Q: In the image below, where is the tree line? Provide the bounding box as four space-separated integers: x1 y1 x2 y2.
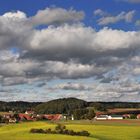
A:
1 98 140 114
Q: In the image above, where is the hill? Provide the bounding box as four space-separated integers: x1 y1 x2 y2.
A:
1 98 140 114
35 98 88 114
35 98 140 114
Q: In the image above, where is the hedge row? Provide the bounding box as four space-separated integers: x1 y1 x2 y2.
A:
30 124 90 137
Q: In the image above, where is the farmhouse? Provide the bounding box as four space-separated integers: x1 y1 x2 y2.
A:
108 115 123 120
95 115 108 120
43 114 64 121
123 114 131 119
95 115 123 120
25 111 35 115
18 113 33 121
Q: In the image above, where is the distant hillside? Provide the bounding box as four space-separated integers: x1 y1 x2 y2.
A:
0 101 41 112
1 98 140 114
88 102 140 111
35 98 140 114
35 98 88 114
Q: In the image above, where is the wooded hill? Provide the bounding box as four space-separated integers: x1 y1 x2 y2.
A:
1 98 140 114
35 98 140 114
35 98 87 114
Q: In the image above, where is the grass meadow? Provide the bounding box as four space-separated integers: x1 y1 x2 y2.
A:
0 120 140 140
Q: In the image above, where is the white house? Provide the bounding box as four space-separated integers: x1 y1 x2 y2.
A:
95 115 123 120
108 115 123 120
95 115 108 120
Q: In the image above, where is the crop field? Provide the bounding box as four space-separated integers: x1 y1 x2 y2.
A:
0 120 140 140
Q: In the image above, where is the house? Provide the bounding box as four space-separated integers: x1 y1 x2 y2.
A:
25 111 35 115
35 114 44 120
95 115 123 120
53 114 63 120
95 112 106 116
43 114 54 120
123 114 131 119
137 114 140 119
95 115 108 120
108 115 123 120
18 113 33 121
0 113 18 123
2 112 13 119
9 118 17 123
43 114 63 121
63 114 74 120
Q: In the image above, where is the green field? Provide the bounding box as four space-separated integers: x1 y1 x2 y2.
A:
0 120 140 140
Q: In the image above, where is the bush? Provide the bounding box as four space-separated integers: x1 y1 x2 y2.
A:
130 114 137 119
46 128 52 133
55 123 66 131
30 124 91 137
79 131 90 136
30 128 46 134
67 130 74 135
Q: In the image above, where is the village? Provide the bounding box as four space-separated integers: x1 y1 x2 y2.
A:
1 110 140 123
0 110 75 123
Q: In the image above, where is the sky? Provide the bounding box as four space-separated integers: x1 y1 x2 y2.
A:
0 0 140 102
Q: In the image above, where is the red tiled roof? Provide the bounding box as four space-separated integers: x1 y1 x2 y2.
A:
96 112 106 116
18 113 33 121
43 114 62 120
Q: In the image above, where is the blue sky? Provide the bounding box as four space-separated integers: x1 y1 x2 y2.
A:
0 0 140 102
0 0 140 30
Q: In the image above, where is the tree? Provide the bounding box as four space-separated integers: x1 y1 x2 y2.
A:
130 114 137 119
87 109 95 120
13 113 20 122
73 109 88 120
0 115 2 123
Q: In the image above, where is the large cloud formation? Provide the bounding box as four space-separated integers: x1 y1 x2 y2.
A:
30 7 85 26
0 7 140 101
